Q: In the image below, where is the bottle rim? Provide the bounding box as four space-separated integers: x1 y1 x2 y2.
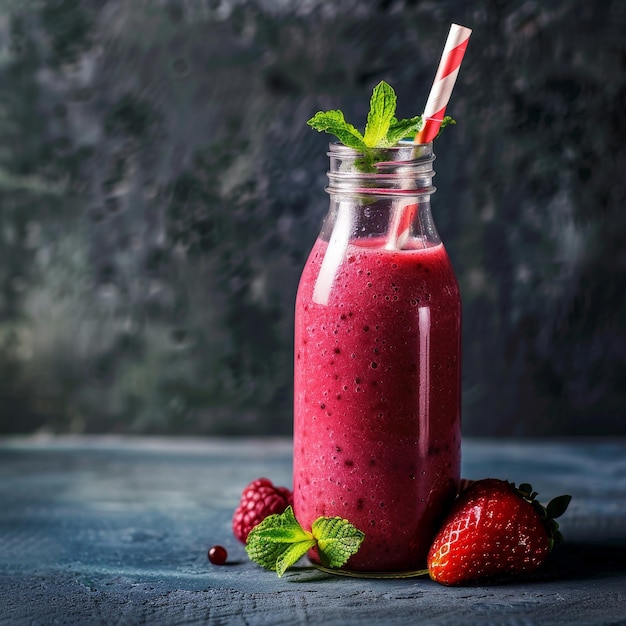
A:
326 141 436 196
327 140 434 160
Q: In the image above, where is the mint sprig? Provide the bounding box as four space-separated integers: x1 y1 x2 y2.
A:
245 506 365 577
307 81 455 149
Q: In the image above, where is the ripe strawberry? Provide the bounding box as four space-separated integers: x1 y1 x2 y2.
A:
427 479 571 585
232 477 293 543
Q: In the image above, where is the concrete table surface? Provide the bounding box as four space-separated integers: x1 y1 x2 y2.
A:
0 436 625 625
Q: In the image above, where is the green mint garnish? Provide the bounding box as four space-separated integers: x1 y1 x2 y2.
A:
307 109 368 151
363 80 397 147
245 506 365 577
311 515 366 569
436 116 457 137
307 80 456 149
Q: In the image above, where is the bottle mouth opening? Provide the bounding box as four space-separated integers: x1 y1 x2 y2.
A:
327 141 435 196
327 140 434 162
327 139 432 152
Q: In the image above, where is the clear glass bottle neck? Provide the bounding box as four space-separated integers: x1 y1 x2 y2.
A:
320 141 439 250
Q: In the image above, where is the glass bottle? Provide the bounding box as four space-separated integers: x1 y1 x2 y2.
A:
293 141 461 574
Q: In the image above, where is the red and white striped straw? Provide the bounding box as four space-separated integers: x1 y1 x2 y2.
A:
388 23 471 249
415 23 472 144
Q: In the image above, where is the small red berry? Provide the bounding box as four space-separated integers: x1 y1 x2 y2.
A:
232 477 293 543
208 545 228 565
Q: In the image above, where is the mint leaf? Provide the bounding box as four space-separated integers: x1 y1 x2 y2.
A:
435 116 456 139
363 81 397 147
245 506 315 575
312 516 365 569
386 115 424 145
307 110 367 150
275 540 316 577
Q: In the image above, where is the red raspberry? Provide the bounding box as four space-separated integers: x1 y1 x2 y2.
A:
232 477 293 543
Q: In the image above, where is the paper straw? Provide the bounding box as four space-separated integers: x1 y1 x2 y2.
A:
386 23 471 251
385 201 417 250
415 23 472 145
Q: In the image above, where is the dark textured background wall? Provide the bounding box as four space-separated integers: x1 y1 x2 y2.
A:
0 0 625 437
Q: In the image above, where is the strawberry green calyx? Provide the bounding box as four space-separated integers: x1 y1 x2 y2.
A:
307 81 456 150
514 483 572 550
245 506 365 577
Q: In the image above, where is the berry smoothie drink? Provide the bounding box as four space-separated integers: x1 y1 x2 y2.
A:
293 234 461 572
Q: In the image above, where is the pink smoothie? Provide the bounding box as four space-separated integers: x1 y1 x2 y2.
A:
293 236 461 572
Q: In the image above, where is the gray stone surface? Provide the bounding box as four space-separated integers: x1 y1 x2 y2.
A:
1 436 625 624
